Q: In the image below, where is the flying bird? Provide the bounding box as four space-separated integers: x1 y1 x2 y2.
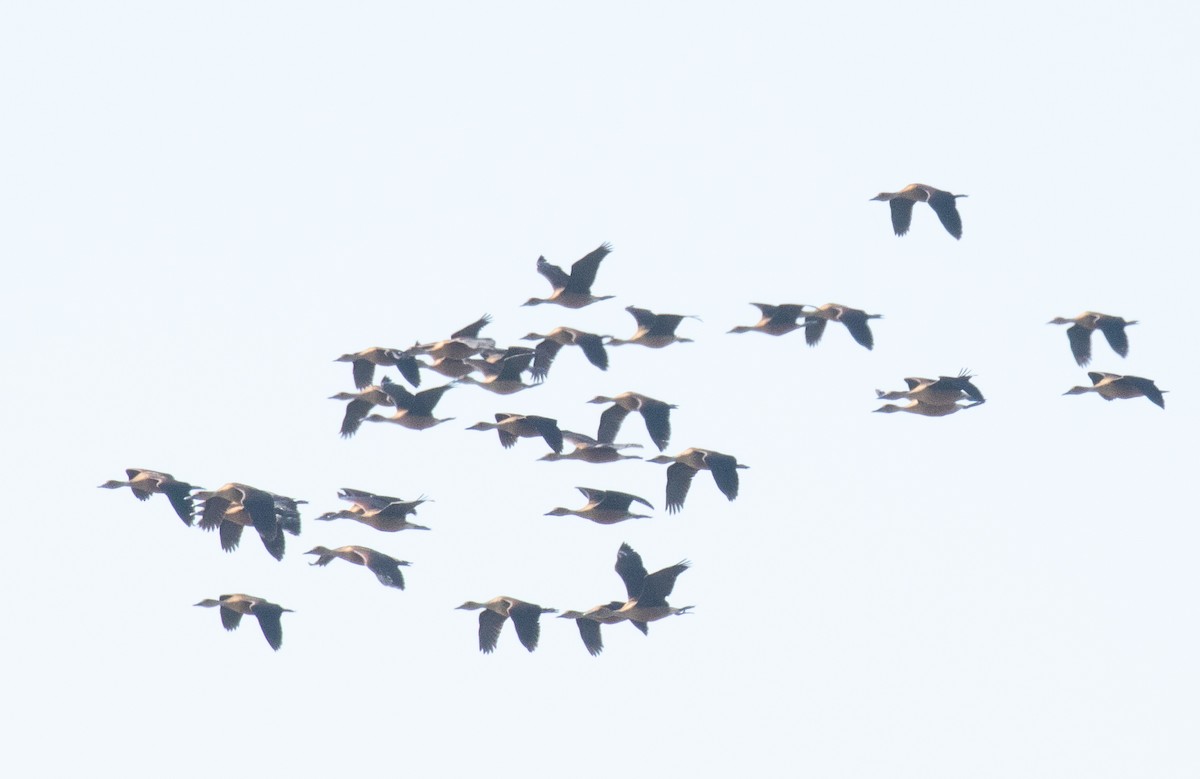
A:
194 594 293 651
456 597 557 653
804 303 882 350
647 448 748 513
607 306 698 349
523 243 615 308
305 545 411 590
871 183 967 239
588 391 676 452
1048 312 1137 367
1063 372 1166 408
544 487 655 525
98 468 202 525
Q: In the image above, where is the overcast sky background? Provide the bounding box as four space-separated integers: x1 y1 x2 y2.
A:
4 2 1199 776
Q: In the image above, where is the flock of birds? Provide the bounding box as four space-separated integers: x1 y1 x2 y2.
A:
99 183 1168 655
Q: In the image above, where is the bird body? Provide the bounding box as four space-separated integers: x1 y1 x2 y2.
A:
194 483 302 560
728 303 810 336
335 347 421 389
98 468 201 525
521 327 610 381
315 488 430 532
873 400 976 416
305 545 411 589
647 448 748 513
608 306 697 349
588 391 676 452
871 183 967 239
457 597 557 653
194 593 293 651
545 487 654 524
539 431 643 463
1048 312 1136 366
523 243 614 308
876 371 985 406
455 351 537 395
804 303 882 350
608 543 692 625
1064 372 1165 408
365 379 455 430
467 413 564 453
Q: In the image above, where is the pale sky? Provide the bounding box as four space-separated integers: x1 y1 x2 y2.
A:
4 2 1199 777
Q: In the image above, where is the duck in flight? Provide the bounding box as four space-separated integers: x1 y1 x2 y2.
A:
871 183 967 239
804 303 882 350
1048 312 1136 367
305 545 411 590
194 593 293 651
456 596 557 653
647 448 748 514
1063 372 1166 408
588 391 676 452
98 468 202 525
523 243 615 309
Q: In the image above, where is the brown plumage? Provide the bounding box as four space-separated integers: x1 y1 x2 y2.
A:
1064 372 1166 408
871 183 967 239
1048 312 1137 367
523 243 615 309
98 468 202 525
305 545 411 589
456 597 557 653
647 448 748 514
194 594 293 651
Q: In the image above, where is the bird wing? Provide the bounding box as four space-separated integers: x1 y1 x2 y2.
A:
665 461 698 514
837 310 875 350
252 603 286 651
218 519 244 552
575 618 604 656
528 416 564 453
535 256 572 291
508 602 545 652
352 359 375 390
408 384 452 416
451 314 492 340
340 398 374 438
219 604 244 631
1125 376 1165 408
639 400 673 451
704 452 741 502
478 609 506 654
379 377 418 409
161 483 196 526
888 198 916 236
804 317 828 347
625 306 659 331
926 190 963 239
198 495 232 531
565 242 612 294
258 523 286 561
1097 320 1131 357
392 354 422 387
241 490 280 542
597 403 631 445
615 543 649 599
637 562 690 608
1067 325 1093 367
576 333 609 370
494 351 535 381
365 553 408 590
646 314 686 338
601 490 653 511
531 339 563 382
